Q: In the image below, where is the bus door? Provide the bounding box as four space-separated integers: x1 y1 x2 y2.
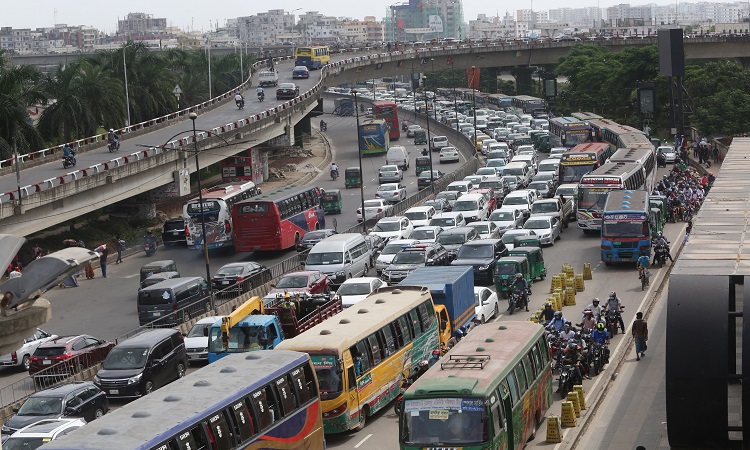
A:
342 351 362 424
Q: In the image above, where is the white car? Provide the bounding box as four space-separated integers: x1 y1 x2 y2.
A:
550 147 568 156
439 146 460 163
370 216 414 241
375 239 418 274
500 229 535 251
336 277 388 308
357 199 393 222
489 207 526 232
375 183 407 204
467 221 501 239
452 193 490 223
406 124 422 137
474 286 500 323
404 206 436 228
410 225 444 243
184 316 223 364
523 214 562 245
429 212 467 230
476 167 499 178
0 329 58 370
657 145 677 164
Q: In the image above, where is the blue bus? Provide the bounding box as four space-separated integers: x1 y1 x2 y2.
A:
40 351 325 450
601 189 651 264
548 116 592 148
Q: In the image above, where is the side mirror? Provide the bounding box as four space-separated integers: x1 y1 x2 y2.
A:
65 406 78 415
12 407 19 413
270 283 276 288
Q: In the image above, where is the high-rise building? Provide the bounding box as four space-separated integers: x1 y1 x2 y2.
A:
385 0 464 42
117 13 167 37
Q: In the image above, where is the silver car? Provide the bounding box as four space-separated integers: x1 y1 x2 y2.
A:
523 214 562 245
375 183 407 204
378 165 403 183
0 329 57 370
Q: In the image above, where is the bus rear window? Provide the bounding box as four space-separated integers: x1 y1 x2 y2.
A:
239 203 269 214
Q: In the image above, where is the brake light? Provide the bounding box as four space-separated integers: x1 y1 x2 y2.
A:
378 208 383 213
30 356 39 362
11 352 16 360
394 191 399 195
185 227 190 238
224 220 231 233
323 402 349 418
276 226 281 236
237 276 245 282
54 354 72 361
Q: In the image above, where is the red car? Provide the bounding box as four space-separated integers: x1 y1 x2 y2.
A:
267 271 331 296
470 188 497 212
28 335 115 379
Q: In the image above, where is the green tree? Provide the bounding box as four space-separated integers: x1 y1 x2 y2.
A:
0 51 46 159
692 89 750 136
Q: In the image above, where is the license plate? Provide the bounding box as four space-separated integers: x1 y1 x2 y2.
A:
110 389 119 395
188 355 196 359
152 311 161 317
173 231 179 235
222 281 229 285
43 360 51 365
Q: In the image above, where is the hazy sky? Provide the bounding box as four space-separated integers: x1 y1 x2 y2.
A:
2 0 718 32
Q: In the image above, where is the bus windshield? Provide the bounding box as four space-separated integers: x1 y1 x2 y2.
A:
560 164 594 183
578 189 609 210
401 398 487 445
602 221 649 238
310 355 343 400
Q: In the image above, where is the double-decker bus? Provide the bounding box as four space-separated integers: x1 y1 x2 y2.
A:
590 119 652 149
40 351 324 450
601 189 652 264
548 116 592 148
608 147 657 193
294 45 330 69
570 111 603 123
184 181 260 250
577 162 647 232
232 186 324 252
373 100 400 140
399 321 552 450
558 142 615 184
511 95 545 114
276 286 440 433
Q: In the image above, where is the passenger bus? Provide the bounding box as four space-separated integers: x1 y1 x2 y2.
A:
232 186 324 252
570 111 603 123
558 142 615 184
40 351 325 450
294 46 330 69
399 321 552 450
486 93 513 109
577 162 647 232
358 119 390 155
276 286 441 433
548 116 592 148
511 95 545 114
601 189 652 264
590 119 652 149
608 147 657 194
373 100 400 140
184 181 260 250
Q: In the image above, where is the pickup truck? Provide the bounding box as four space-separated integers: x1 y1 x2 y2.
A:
264 293 343 338
529 197 573 228
258 70 279 87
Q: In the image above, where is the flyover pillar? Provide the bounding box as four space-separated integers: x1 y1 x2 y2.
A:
486 67 499 94
514 67 536 96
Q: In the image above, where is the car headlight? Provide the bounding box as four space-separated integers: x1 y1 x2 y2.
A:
479 264 491 271
94 375 101 384
128 373 143 385
335 271 345 277
542 233 551 238
2 424 12 433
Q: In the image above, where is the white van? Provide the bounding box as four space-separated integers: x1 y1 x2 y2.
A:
394 88 409 98
304 233 372 285
386 146 409 170
445 180 474 196
258 70 279 87
511 154 537 173
430 136 449 151
404 206 436 227
502 161 533 188
451 193 490 223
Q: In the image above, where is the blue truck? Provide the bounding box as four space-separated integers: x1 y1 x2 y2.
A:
206 314 285 363
399 266 475 332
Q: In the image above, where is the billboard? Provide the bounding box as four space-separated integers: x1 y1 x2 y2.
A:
429 15 444 32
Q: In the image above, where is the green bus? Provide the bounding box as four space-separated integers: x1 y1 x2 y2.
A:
399 322 552 450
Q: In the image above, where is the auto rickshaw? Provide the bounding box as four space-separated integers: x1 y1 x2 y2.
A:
321 189 342 214
494 256 531 298
414 129 427 145
344 167 361 188
650 195 668 223
415 156 431 176
139 260 178 282
650 207 663 237
514 235 543 253
508 246 546 281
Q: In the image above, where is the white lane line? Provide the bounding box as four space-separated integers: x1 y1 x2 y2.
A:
354 433 373 448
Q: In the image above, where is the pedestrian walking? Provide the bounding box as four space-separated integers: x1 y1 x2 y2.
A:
96 244 109 278
114 236 125 264
632 311 648 361
32 244 43 259
712 145 720 163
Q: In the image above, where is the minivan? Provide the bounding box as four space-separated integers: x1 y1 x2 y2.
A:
512 154 537 173
137 277 210 325
430 135 449 151
139 260 178 282
445 180 474 196
386 146 409 170
304 233 372 285
502 162 533 187
451 193 490 223
94 329 188 398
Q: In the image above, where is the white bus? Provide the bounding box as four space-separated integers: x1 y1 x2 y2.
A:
607 147 657 194
576 162 647 232
183 181 259 250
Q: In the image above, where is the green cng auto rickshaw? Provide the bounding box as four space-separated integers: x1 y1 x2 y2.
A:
321 189 342 214
414 129 427 145
514 235 543 252
650 207 663 236
415 156 431 176
508 246 546 281
494 256 531 298
344 167 362 188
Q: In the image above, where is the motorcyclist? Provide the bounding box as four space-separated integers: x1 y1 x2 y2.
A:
144 230 156 245
604 292 626 334
256 86 264 100
586 298 603 319
319 119 327 131
401 119 408 131
510 273 529 311
107 128 119 150
559 322 576 341
562 342 588 381
538 302 555 324
421 147 428 156
234 92 244 108
590 322 611 363
546 311 567 331
652 232 674 263
408 360 430 383
428 349 441 367
580 310 597 332
330 162 339 178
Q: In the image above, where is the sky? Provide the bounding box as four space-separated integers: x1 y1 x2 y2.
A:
1 0 728 32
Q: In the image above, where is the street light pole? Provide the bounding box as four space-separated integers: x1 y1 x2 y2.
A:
471 66 478 155
422 75 434 194
189 112 214 310
122 46 131 127
352 90 367 232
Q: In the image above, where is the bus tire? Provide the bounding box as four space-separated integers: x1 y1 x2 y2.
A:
315 222 320 230
294 233 300 248
355 406 368 431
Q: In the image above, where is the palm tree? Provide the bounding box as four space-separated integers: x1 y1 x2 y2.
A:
38 59 125 143
0 51 47 159
164 48 209 105
116 44 177 123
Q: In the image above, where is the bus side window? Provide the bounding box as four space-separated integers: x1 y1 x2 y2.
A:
536 339 550 365
514 365 528 394
249 388 274 430
529 348 541 378
347 366 357 390
409 310 423 337
290 365 311 403
274 376 298 416
367 334 383 365
207 411 233 450
173 424 209 450
521 356 533 387
230 400 255 443
398 315 413 344
491 403 505 435
262 385 280 422
505 373 520 405
416 303 433 330
381 324 397 354
351 341 372 376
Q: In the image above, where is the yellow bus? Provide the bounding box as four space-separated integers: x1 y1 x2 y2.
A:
276 286 441 433
294 46 330 69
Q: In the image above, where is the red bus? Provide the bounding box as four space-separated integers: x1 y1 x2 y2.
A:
232 186 325 252
558 142 615 184
373 100 400 140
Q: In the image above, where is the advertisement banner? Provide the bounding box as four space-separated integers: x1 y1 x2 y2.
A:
467 67 481 90
429 15 444 32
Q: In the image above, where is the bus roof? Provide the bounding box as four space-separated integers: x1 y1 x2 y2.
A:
619 133 653 148
193 181 256 200
549 116 587 127
581 162 643 180
609 147 654 163
212 314 278 328
570 112 603 121
566 142 612 153
604 189 649 213
406 322 544 397
40 351 308 450
276 286 432 353
236 185 318 204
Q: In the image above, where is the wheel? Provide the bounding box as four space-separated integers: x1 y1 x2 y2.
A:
177 362 186 379
144 380 154 395
642 277 647 291
509 300 516 316
93 407 105 420
294 233 300 248
493 303 499 318
394 400 402 415
22 354 30 371
480 315 486 324
354 406 368 431
363 264 369 276
182 310 190 324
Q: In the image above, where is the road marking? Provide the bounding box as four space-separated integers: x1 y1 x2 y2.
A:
354 433 373 448
124 274 139 279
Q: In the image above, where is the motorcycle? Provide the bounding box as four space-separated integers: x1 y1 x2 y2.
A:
508 288 528 315
654 244 669 267
320 121 327 132
401 122 408 131
557 364 577 399
257 92 265 102
393 378 411 415
108 139 120 153
330 168 339 181
641 268 651 291
236 98 245 110
62 153 76 169
589 343 604 376
143 239 157 257
605 310 620 337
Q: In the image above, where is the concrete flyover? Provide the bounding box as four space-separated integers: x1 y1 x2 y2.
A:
1 35 749 237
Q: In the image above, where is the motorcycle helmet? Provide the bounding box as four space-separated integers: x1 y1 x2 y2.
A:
516 273 523 278
592 298 600 305
609 291 616 299
545 302 552 308
554 311 563 318
584 310 593 316
432 349 441 356
597 323 605 330
109 128 114 132
419 360 429 368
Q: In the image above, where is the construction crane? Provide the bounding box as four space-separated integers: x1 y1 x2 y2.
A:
220 296 265 351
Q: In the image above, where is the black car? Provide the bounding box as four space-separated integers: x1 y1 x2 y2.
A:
161 217 186 246
296 229 337 252
2 382 108 435
276 83 299 100
450 239 508 284
211 262 270 294
381 243 450 284
417 170 445 189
